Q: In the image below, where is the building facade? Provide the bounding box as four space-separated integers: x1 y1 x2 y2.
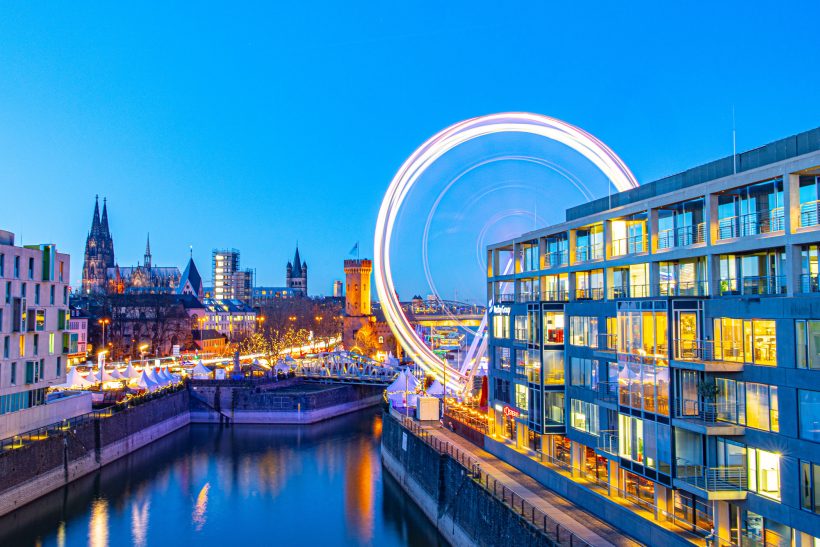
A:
333 280 344 298
212 249 253 302
0 230 89 437
192 299 257 340
81 196 115 294
487 128 820 546
286 246 308 296
66 307 89 366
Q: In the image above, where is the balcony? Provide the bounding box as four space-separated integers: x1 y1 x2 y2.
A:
801 274 820 294
611 234 646 257
800 200 820 228
516 291 538 303
672 399 745 435
657 223 705 250
658 280 709 297
593 381 618 409
672 339 744 372
674 459 747 500
593 333 617 359
595 429 618 458
574 287 604 301
575 243 603 263
496 293 515 303
545 250 568 268
541 289 569 302
719 275 786 296
608 284 651 299
718 209 784 240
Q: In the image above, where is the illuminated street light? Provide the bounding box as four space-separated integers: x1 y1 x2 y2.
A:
373 112 640 392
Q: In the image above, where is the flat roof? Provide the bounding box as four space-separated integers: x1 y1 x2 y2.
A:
565 126 820 221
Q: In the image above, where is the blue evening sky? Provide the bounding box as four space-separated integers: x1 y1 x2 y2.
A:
0 2 817 301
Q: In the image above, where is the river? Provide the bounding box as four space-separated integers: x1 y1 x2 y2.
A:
0 409 447 547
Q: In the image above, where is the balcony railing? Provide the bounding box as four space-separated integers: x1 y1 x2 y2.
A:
514 329 530 343
717 208 784 240
545 250 569 268
719 276 787 296
516 291 538 303
596 429 618 456
675 398 745 425
575 242 604 263
657 223 706 250
597 333 618 351
594 381 618 403
608 284 651 299
541 289 569 302
801 274 820 293
496 293 515 303
575 287 604 301
676 458 746 492
800 200 820 227
611 234 646 256
658 280 708 297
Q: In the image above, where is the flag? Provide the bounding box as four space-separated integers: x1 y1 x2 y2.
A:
349 242 359 256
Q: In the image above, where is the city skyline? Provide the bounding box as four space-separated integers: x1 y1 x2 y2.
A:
0 2 818 300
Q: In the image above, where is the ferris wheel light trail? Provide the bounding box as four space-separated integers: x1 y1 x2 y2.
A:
374 112 640 392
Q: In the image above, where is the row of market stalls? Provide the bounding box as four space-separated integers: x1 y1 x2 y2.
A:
385 368 445 408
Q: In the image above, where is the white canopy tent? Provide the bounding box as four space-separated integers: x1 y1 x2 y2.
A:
427 380 445 397
123 363 141 380
136 369 159 391
59 367 95 389
191 361 212 379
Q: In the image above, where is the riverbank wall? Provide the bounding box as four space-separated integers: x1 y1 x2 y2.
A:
381 412 555 547
0 390 190 518
189 381 384 424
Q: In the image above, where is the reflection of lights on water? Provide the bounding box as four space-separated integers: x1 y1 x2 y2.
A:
344 439 375 543
192 483 210 531
372 415 383 440
131 500 150 547
88 498 109 547
56 521 65 547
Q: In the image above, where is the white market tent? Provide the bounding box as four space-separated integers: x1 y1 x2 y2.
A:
123 363 141 380
427 380 445 397
386 369 421 407
109 367 125 380
60 367 95 388
145 368 162 385
136 369 159 391
191 361 212 379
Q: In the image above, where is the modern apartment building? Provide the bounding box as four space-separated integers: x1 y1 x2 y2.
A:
0 230 90 438
212 249 253 302
486 128 820 546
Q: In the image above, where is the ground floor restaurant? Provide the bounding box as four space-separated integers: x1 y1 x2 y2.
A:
487 409 816 546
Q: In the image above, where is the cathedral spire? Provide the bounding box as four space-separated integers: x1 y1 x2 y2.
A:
91 195 101 235
101 197 110 237
144 233 152 269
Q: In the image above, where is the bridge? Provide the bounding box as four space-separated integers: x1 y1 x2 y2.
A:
402 299 485 327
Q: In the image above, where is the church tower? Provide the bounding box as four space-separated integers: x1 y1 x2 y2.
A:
144 234 152 270
81 196 116 294
285 245 308 296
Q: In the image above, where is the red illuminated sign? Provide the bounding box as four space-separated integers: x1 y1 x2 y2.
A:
502 405 520 418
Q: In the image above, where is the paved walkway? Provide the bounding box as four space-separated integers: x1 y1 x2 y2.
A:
419 423 642 547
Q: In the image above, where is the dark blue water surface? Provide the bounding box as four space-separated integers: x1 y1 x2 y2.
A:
0 409 446 547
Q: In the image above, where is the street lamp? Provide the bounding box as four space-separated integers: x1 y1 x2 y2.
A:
98 318 111 349
139 343 149 364
256 315 266 332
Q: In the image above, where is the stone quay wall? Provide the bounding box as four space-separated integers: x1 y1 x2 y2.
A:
381 412 556 547
0 390 190 518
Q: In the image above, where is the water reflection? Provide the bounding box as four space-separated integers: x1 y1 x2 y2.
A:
0 409 446 547
88 499 108 547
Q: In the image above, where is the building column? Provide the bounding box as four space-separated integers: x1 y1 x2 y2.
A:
603 220 613 260
648 207 659 254
705 193 719 246
785 172 800 235
570 441 584 478
713 500 731 546
654 483 670 522
608 459 621 497
649 261 661 297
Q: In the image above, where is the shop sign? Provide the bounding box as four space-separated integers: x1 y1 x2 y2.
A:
492 305 511 315
502 405 520 418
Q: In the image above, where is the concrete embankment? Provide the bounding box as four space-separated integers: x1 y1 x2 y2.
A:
381 412 555 547
189 380 384 424
0 390 190 518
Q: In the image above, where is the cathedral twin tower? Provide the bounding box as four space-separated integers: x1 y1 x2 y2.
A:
81 196 115 294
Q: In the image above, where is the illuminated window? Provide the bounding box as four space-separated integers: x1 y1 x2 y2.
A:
49 333 54 355
748 448 780 501
713 318 776 366
543 311 564 344
569 316 598 347
492 315 510 339
570 399 599 435
544 392 564 425
542 350 564 385
515 384 528 411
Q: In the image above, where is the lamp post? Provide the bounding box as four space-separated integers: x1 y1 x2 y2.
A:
98 318 110 351
139 343 149 365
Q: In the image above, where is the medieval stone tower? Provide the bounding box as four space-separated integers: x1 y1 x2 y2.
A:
343 259 372 350
81 196 115 294
285 246 308 296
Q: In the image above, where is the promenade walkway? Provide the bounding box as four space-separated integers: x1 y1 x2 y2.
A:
415 420 642 547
